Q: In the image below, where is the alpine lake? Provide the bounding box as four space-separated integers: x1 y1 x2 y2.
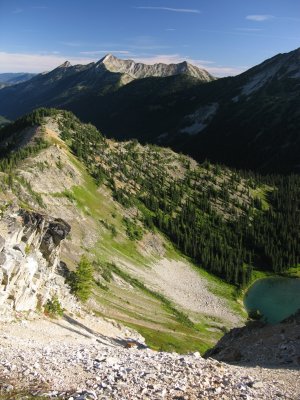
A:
244 277 300 324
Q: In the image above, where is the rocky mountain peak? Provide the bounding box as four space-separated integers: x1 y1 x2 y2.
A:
101 53 118 64
180 60 189 66
58 61 72 69
97 53 215 81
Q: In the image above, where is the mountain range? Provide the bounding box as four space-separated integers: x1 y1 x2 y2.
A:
0 48 300 172
0 54 213 115
0 72 36 89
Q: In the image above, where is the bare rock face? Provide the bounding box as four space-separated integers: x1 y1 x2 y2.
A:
98 53 215 82
0 205 73 318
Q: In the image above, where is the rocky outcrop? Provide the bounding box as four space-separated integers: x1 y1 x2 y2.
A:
0 205 74 318
205 313 300 368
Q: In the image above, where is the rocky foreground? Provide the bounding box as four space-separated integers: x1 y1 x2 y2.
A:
0 315 298 400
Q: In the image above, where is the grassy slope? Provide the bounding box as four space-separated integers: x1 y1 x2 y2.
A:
57 156 233 353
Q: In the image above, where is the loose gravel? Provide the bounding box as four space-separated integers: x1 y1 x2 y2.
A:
0 315 297 399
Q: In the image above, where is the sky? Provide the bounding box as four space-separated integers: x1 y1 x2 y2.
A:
0 0 299 77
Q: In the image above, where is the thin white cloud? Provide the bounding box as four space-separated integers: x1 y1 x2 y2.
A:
135 6 200 14
166 28 176 31
0 52 96 73
246 15 274 22
245 15 300 23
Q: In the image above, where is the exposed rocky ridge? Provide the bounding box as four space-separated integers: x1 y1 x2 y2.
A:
0 205 76 318
99 53 214 81
58 61 72 69
238 47 300 96
46 54 214 83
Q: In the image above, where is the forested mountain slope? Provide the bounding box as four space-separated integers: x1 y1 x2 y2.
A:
0 108 299 352
1 108 298 288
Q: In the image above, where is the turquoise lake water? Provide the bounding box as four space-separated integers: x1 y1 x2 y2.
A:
244 277 300 324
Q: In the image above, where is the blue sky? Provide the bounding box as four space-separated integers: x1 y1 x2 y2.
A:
0 0 299 76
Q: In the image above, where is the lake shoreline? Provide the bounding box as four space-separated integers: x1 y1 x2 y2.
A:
243 276 300 324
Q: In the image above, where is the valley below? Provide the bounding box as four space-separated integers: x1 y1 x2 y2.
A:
0 108 298 399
